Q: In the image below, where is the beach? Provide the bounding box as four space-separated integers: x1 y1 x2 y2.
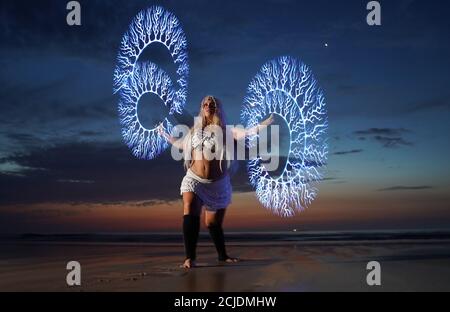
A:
1 232 450 292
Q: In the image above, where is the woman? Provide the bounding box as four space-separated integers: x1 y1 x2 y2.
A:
159 95 273 268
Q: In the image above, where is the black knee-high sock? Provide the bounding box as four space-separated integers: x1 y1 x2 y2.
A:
183 215 200 261
208 224 228 261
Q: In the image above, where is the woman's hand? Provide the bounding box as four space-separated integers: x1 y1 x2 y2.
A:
260 113 274 127
233 113 275 140
157 122 165 137
157 123 184 150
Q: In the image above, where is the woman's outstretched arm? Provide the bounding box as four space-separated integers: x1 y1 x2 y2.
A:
157 124 185 150
232 113 274 141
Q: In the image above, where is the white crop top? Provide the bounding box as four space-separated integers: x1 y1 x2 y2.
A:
191 128 216 152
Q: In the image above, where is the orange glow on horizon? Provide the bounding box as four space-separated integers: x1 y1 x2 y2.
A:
1 191 449 233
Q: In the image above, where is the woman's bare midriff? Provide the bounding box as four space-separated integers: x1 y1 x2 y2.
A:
189 149 227 180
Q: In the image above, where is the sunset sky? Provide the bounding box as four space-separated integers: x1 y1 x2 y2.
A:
0 0 449 233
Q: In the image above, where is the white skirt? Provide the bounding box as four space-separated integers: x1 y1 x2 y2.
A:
180 168 232 211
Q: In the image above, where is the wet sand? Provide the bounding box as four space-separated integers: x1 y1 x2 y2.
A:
1 240 450 291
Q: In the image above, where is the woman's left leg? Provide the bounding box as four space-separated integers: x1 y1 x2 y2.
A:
205 209 238 262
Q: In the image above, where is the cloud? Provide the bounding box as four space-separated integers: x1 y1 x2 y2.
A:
133 199 175 207
354 128 410 136
0 160 46 176
1 132 50 153
0 140 256 205
373 136 413 148
0 0 286 66
333 149 363 155
0 141 186 205
78 131 104 137
354 128 413 148
407 96 450 113
57 179 95 184
378 185 433 191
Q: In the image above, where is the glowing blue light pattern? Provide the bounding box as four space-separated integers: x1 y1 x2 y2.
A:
113 6 189 159
118 62 175 159
241 56 328 217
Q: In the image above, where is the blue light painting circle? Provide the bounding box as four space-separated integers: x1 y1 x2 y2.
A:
118 62 175 159
113 6 189 159
241 56 328 217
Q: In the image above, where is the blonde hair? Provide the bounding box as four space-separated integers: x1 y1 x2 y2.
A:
183 95 231 172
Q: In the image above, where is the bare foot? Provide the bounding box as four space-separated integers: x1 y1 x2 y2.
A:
219 257 240 264
180 258 196 269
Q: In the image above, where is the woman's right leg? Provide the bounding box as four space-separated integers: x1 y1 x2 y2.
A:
182 192 202 268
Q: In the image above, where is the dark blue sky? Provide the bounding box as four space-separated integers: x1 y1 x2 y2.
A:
0 0 449 232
